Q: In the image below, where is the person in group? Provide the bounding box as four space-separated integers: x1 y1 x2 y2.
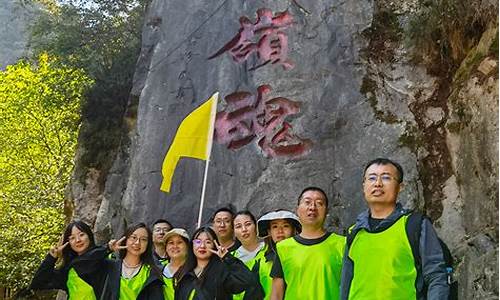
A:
152 219 173 265
175 226 258 300
340 158 449 299
162 228 190 300
255 210 301 300
30 220 111 299
102 222 164 299
232 211 265 300
270 187 345 300
211 207 240 253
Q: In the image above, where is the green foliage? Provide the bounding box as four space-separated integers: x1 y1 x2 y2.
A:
407 0 495 69
0 54 92 291
29 0 147 171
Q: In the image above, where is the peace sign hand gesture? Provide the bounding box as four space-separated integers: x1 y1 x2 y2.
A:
49 237 69 258
108 236 127 252
209 240 229 259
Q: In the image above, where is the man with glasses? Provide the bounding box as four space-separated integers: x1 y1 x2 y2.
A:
210 207 241 253
151 219 172 265
270 187 345 300
340 158 449 300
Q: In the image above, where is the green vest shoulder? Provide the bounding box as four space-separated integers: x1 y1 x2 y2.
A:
119 264 151 299
163 276 175 300
233 244 267 300
66 267 97 300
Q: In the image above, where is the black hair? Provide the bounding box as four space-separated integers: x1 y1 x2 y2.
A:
297 186 329 206
210 205 236 222
61 220 96 268
233 211 258 244
363 158 404 183
152 219 173 229
233 210 257 227
176 226 219 287
119 222 162 278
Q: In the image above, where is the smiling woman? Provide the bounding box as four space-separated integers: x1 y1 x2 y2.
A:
30 220 110 299
175 226 259 300
101 223 164 300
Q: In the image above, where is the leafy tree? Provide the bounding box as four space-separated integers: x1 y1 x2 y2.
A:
0 0 147 292
0 54 92 291
29 0 147 172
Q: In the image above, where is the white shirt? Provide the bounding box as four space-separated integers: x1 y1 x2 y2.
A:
235 241 265 263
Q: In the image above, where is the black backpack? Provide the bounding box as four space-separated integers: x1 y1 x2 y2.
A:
406 212 458 300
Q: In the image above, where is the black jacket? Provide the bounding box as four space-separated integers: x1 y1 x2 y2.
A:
101 259 165 300
175 255 258 300
30 246 110 298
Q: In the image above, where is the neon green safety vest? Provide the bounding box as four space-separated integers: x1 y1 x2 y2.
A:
66 268 97 300
348 215 417 300
163 276 175 300
232 244 267 300
119 264 150 299
255 248 273 300
188 290 196 300
277 233 345 300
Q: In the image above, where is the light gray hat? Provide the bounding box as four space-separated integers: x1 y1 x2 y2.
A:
164 228 190 242
257 210 301 238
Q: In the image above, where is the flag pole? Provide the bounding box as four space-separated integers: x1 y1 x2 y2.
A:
197 92 219 228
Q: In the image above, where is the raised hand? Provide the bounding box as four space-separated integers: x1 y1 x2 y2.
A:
49 237 69 258
108 236 127 252
209 240 229 259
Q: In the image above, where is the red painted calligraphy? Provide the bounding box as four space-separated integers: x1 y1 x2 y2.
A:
208 8 294 70
214 85 312 158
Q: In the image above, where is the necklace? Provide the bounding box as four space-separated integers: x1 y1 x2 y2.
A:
123 260 141 269
122 261 142 279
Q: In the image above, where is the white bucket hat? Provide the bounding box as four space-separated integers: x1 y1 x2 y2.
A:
257 210 301 238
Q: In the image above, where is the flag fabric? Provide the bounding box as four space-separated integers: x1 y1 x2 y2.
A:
160 93 218 192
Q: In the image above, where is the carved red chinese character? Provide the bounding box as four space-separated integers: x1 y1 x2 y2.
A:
214 85 312 158
208 8 294 71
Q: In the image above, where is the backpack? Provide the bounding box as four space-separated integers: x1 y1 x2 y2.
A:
406 212 458 300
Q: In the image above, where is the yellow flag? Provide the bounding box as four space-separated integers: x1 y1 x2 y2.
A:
160 93 218 192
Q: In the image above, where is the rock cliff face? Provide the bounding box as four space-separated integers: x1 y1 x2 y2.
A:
0 0 35 69
69 0 497 298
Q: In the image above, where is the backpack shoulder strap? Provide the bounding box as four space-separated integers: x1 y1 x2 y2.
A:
406 211 426 298
406 211 424 268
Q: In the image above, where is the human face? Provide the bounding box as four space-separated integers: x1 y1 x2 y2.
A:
212 211 234 241
166 235 188 261
296 190 327 228
126 228 149 257
193 232 215 260
68 226 91 255
152 222 171 244
363 163 402 207
233 214 257 246
268 219 294 243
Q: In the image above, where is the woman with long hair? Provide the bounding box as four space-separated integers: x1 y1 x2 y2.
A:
162 228 190 300
232 211 265 300
255 210 301 300
102 222 164 299
30 220 110 299
175 226 257 300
